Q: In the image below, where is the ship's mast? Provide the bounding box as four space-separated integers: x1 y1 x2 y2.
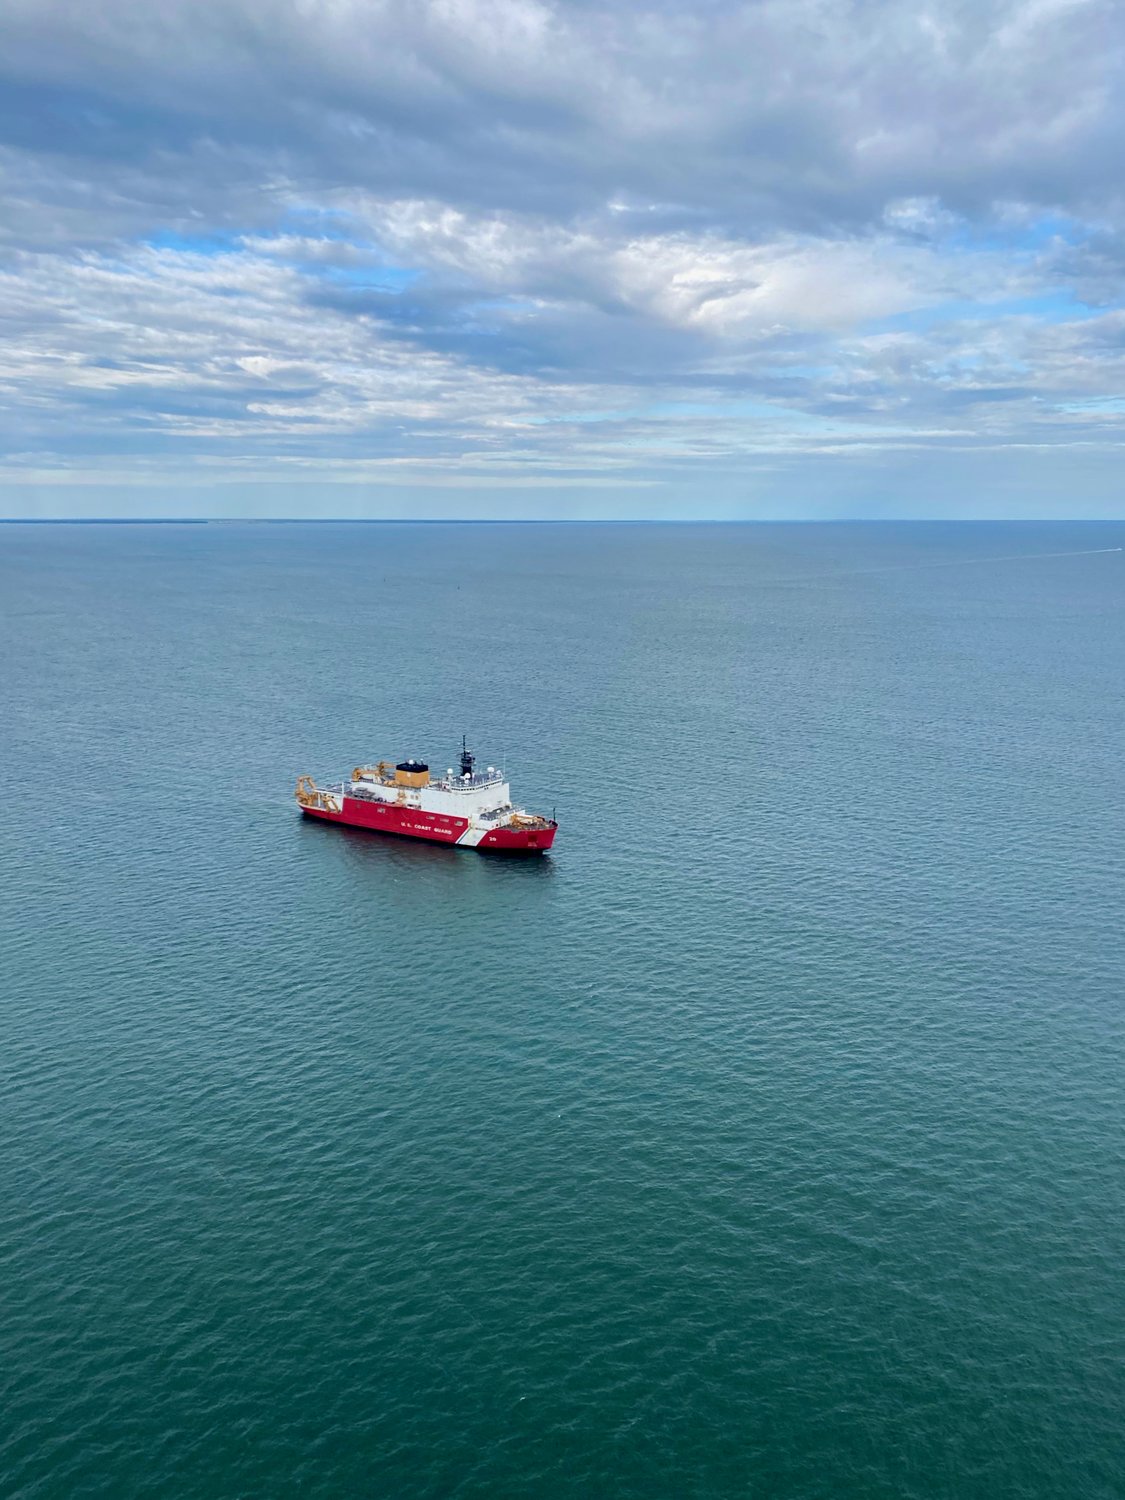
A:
460 735 474 779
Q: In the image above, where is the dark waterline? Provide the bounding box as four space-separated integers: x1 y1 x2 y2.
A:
2 522 1123 1500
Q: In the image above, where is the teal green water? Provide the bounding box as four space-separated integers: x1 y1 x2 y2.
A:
2 522 1123 1499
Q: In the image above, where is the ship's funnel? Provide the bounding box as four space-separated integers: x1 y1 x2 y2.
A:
394 759 430 788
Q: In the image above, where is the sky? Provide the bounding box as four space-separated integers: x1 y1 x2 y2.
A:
1 0 1124 518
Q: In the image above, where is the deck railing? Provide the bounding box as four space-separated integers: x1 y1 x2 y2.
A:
349 772 505 794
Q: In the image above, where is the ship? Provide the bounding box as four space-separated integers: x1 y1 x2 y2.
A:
295 739 557 853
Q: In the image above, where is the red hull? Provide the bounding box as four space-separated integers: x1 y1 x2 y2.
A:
302 797 556 853
477 823 556 852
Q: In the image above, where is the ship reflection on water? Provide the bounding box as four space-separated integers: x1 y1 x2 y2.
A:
297 812 558 884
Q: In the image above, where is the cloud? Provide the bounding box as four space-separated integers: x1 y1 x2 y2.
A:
0 0 1123 514
3 0 1120 223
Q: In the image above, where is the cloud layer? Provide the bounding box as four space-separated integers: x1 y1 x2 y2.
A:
1 0 1123 515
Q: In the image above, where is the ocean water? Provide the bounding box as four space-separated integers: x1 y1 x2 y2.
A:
1 520 1123 1500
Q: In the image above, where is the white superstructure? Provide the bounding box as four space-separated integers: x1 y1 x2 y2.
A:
350 764 513 822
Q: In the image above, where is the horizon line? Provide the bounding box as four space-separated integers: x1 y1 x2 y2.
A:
3 517 1124 527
